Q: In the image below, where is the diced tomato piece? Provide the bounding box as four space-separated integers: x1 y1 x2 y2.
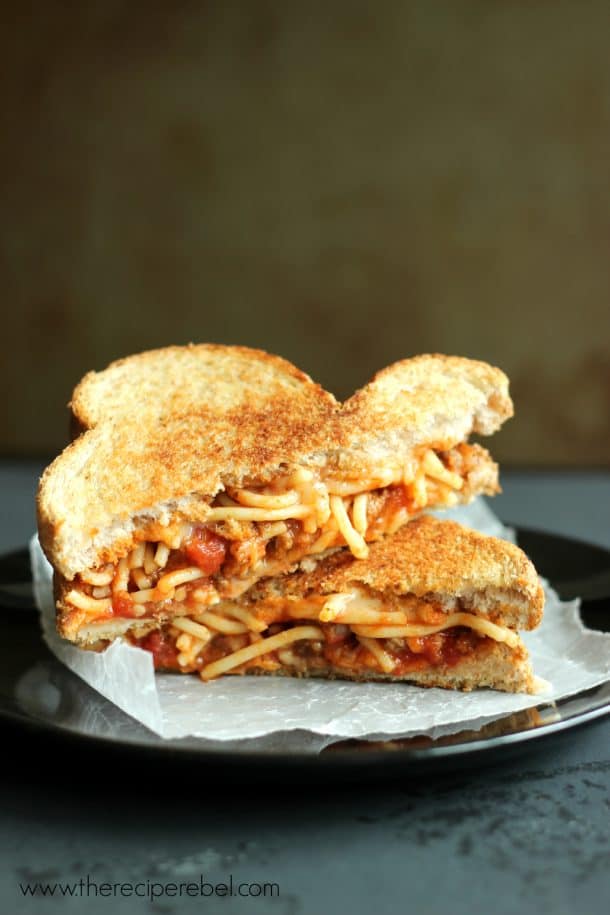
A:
416 603 447 625
184 527 227 575
384 485 409 513
406 635 427 655
421 632 446 665
323 624 351 645
138 631 180 670
112 590 139 618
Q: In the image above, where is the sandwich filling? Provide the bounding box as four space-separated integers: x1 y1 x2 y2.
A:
60 444 495 639
121 587 523 682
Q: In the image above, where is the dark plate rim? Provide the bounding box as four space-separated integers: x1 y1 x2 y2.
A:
2 679 610 771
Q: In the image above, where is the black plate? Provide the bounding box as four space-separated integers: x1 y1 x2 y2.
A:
1 526 609 780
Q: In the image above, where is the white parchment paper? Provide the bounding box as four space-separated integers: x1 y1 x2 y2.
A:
30 500 610 744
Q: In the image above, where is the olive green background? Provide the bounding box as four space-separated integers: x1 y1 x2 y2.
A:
2 2 609 463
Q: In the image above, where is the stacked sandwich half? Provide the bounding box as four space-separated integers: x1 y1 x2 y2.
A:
38 345 544 693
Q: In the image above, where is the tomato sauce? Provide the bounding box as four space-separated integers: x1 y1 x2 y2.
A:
111 590 139 618
390 628 481 674
184 528 227 574
138 630 180 670
320 626 482 675
133 622 486 677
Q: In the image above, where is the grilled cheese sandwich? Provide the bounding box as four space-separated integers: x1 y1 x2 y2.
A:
38 346 513 648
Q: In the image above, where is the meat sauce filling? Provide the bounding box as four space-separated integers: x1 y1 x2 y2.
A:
133 623 485 678
104 528 229 620
76 485 420 623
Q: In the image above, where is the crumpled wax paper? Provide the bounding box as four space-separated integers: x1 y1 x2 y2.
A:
30 499 610 745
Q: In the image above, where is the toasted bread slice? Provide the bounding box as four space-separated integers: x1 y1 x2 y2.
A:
70 344 335 433
71 347 512 440
39 347 511 586
340 352 512 447
116 517 542 694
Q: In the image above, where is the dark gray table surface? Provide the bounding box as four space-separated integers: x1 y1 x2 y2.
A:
1 461 609 915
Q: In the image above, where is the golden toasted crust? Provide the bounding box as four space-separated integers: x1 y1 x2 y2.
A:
70 344 329 431
241 638 535 693
252 516 544 630
38 347 513 579
340 353 513 446
38 345 337 577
